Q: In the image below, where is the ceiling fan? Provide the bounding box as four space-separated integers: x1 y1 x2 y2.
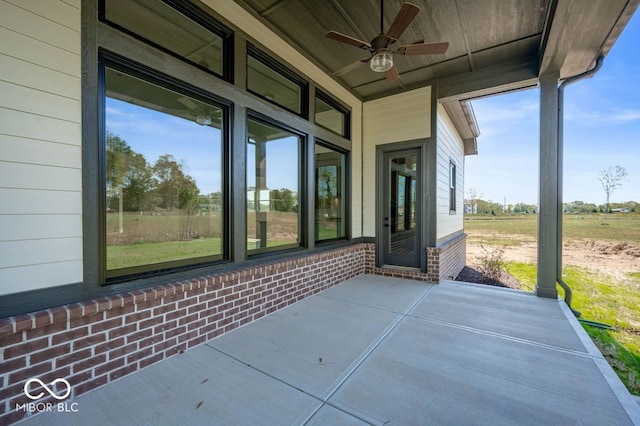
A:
325 0 449 81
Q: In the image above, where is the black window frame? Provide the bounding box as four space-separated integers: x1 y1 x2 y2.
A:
314 90 351 139
99 50 232 283
314 139 349 243
246 43 309 118
245 112 308 257
99 0 234 82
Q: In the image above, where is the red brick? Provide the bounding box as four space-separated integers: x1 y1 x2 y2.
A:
153 302 176 316
73 353 106 374
178 313 199 326
153 338 176 354
0 356 26 375
139 316 163 330
154 319 177 334
126 329 152 344
56 348 92 368
95 337 125 355
109 363 137 381
70 312 104 328
13 314 33 332
52 326 89 345
91 317 123 333
124 310 151 324
108 323 136 340
0 331 24 348
166 308 187 322
139 352 164 369
49 306 68 324
75 375 108 397
8 361 52 385
73 333 106 351
108 342 137 361
32 310 51 328
3 337 48 359
27 321 68 340
105 304 135 319
135 298 162 312
138 334 163 349
165 325 186 340
126 347 153 364
30 343 71 365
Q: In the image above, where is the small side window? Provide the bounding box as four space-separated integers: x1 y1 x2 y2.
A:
449 160 457 213
315 92 350 138
247 45 308 117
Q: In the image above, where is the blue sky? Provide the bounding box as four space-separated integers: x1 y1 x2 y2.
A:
466 11 640 206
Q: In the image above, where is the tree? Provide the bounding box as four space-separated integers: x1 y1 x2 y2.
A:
122 152 156 211
465 188 482 214
178 176 200 239
271 188 296 212
154 154 188 210
599 165 628 213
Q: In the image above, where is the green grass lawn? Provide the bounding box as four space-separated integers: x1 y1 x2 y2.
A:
107 238 223 270
465 212 640 244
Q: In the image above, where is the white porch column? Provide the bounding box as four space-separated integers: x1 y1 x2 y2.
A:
537 73 560 299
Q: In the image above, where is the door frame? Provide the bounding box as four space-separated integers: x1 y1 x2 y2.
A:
375 139 434 272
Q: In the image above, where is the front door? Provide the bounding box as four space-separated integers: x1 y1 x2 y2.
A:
381 149 421 268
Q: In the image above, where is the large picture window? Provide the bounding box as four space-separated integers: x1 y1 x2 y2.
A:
315 143 347 241
247 118 303 253
104 61 226 277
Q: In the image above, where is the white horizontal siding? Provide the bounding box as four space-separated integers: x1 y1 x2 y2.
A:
0 215 82 241
436 104 465 240
361 86 432 236
0 0 82 296
0 135 81 168
0 261 83 294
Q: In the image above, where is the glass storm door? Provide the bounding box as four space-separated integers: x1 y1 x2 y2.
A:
382 149 421 268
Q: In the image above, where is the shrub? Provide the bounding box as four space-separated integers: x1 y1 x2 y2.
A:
478 245 506 283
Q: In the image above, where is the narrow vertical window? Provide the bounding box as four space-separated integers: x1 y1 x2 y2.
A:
104 64 226 277
315 143 347 241
449 160 457 213
247 118 302 253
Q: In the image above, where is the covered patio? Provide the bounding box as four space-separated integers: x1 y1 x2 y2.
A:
21 275 640 425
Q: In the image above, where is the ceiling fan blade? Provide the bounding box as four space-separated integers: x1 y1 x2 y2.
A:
386 2 421 41
397 42 449 55
385 65 400 81
333 58 370 76
325 31 372 50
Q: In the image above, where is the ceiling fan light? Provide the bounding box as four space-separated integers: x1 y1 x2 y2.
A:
196 115 212 126
370 50 393 72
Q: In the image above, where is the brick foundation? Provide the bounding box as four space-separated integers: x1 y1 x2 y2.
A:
0 240 464 424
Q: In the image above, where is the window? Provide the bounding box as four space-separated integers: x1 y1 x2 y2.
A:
449 160 457 213
247 45 307 116
103 59 227 278
247 118 303 253
315 143 347 241
315 92 349 138
102 0 232 79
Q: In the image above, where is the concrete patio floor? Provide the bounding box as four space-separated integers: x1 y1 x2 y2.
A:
19 275 640 425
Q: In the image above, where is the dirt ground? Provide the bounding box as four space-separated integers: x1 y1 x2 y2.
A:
462 236 640 288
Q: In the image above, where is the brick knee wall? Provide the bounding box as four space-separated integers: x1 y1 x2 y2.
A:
0 238 466 424
0 245 366 425
437 234 467 281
